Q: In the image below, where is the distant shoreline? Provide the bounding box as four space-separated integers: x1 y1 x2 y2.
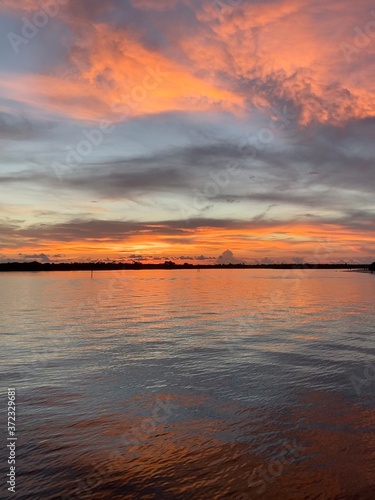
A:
345 269 373 273
0 262 373 272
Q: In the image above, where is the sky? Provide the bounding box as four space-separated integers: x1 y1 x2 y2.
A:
0 0 374 264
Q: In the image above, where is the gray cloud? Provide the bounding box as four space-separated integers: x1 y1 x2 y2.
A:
217 249 243 265
0 112 35 140
12 212 375 243
19 253 51 263
1 117 373 224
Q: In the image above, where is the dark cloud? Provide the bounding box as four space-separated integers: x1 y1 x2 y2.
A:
2 118 373 205
14 219 199 243
195 255 215 260
0 124 373 236
0 112 34 140
0 217 280 247
1 213 373 263
128 254 149 261
18 253 51 263
178 254 215 261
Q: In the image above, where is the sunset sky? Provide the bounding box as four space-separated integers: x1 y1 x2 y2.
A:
0 0 374 264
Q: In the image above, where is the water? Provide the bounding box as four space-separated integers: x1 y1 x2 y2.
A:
1 269 375 499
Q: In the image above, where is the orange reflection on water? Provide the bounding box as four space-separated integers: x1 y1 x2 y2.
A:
28 389 375 499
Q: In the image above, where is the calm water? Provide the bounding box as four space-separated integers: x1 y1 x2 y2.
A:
1 269 375 499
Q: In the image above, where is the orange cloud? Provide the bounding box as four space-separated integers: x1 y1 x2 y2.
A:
74 23 244 120
0 72 109 121
1 20 243 122
191 0 375 124
2 220 375 263
0 0 41 11
3 0 374 125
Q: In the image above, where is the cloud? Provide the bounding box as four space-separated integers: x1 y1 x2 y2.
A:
128 253 149 261
19 253 51 262
131 0 179 10
178 254 215 261
6 0 374 125
0 0 41 12
0 216 374 263
217 249 243 265
2 117 374 212
195 254 215 261
0 112 35 139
